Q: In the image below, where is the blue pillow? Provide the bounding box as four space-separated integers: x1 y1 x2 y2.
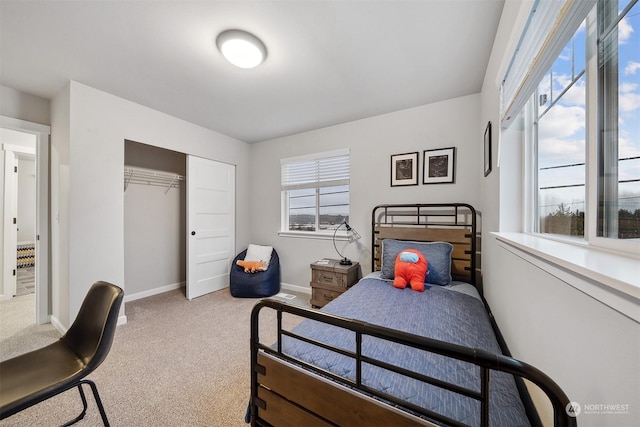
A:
380 239 453 286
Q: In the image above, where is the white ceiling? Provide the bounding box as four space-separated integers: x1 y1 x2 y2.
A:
0 1 504 143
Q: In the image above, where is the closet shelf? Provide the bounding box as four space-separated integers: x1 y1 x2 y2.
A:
124 167 184 194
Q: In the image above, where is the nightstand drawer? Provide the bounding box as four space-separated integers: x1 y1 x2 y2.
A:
310 286 342 307
311 269 346 288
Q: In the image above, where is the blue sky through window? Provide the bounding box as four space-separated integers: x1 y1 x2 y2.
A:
537 5 640 217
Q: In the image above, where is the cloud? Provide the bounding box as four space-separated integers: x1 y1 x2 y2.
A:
620 82 639 92
625 61 640 76
619 91 640 113
537 102 586 169
619 79 640 113
618 16 633 44
619 135 640 158
538 104 585 139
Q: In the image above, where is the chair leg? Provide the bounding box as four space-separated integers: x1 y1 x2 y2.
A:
82 380 110 427
60 384 88 426
59 380 110 427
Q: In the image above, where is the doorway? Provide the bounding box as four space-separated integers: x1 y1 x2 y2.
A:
0 116 50 325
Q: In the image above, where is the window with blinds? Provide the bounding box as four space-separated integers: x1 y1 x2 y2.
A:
500 0 595 129
281 149 350 234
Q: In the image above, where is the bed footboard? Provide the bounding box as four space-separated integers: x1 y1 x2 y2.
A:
249 299 576 427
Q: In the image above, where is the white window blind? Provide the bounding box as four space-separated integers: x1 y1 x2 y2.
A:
501 0 595 128
281 149 350 191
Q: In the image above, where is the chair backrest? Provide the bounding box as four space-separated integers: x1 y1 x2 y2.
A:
61 281 124 371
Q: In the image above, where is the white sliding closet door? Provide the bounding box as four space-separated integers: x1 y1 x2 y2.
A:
186 155 235 300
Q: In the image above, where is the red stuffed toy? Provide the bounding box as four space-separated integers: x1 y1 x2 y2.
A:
393 249 428 292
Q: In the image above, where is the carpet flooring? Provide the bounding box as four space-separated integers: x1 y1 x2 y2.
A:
0 288 307 426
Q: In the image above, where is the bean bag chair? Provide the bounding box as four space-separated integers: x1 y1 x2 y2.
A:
230 248 280 298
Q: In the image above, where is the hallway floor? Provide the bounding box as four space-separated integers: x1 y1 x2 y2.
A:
16 266 35 296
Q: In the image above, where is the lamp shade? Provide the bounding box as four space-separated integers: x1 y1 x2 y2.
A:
216 29 267 69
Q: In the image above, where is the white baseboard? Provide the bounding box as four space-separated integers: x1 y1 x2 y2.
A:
117 314 128 326
50 315 67 336
280 282 311 295
124 281 185 303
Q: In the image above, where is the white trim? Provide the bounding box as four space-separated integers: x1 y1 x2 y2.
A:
495 0 536 89
117 314 128 326
501 0 595 128
1 116 50 325
2 143 36 155
51 312 131 331
50 315 67 336
280 148 350 165
2 151 18 300
494 232 639 322
278 230 350 240
280 281 312 295
0 117 50 134
124 281 185 303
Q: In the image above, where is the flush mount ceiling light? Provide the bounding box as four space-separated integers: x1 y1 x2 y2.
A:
216 29 267 69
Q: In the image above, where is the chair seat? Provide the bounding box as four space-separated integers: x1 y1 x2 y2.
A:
0 340 86 414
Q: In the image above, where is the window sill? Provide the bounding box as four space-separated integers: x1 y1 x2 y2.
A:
493 232 640 322
278 230 350 241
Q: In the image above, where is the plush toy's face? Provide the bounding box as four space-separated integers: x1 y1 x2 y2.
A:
392 249 428 292
236 260 267 273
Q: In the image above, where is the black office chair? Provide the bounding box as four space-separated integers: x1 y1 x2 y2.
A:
0 281 124 426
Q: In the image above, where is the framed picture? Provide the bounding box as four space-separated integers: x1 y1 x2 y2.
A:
423 147 455 184
390 152 419 186
484 121 492 177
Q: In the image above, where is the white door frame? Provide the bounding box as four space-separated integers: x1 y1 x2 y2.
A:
2 148 19 300
1 116 50 324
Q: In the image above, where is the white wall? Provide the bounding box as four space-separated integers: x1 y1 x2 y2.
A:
249 94 481 289
51 81 250 328
480 2 639 426
0 85 51 126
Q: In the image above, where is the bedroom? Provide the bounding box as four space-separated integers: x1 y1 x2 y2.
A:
0 1 638 426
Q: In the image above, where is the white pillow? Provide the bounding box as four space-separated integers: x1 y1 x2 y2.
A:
244 244 273 268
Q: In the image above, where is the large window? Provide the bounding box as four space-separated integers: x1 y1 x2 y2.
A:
535 23 587 237
527 0 639 248
281 149 350 235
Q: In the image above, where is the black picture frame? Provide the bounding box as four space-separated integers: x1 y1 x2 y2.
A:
423 147 455 184
484 121 492 177
390 152 419 187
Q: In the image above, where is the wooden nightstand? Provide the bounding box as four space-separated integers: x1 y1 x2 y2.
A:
310 259 361 308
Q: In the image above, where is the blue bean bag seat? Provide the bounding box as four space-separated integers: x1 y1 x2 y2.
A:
230 248 280 298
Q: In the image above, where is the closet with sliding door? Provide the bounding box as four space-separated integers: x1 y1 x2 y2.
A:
124 140 186 299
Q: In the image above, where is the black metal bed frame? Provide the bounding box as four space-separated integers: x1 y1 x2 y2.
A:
250 203 576 427
371 203 477 286
250 299 576 427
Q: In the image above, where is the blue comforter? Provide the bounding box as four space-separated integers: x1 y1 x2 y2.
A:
281 277 530 427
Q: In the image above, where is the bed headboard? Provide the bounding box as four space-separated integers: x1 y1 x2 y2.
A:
371 203 479 288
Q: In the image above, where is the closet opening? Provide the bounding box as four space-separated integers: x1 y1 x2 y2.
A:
124 140 186 301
